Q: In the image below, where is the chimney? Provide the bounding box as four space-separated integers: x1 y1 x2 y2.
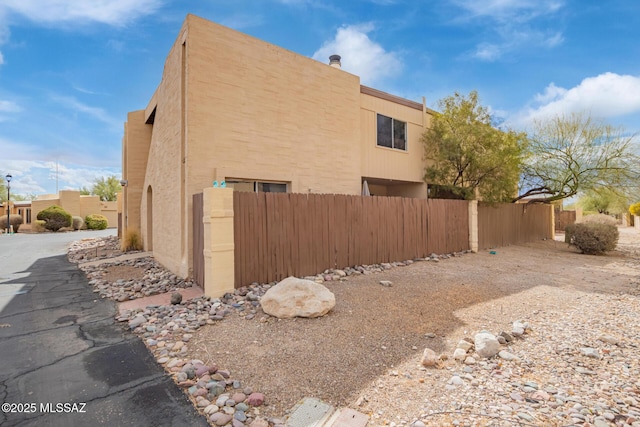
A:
329 54 341 68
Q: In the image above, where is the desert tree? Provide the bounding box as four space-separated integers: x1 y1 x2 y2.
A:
422 91 527 203
579 187 629 215
515 113 640 203
84 176 122 202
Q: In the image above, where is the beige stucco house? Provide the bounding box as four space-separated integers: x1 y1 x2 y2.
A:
2 191 117 232
121 14 434 280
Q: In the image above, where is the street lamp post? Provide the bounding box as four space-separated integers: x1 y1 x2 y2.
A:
5 174 11 234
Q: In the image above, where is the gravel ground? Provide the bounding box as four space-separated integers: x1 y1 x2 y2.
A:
69 227 640 426
184 228 640 425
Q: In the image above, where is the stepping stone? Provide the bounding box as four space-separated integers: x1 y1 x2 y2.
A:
286 397 334 427
325 408 369 427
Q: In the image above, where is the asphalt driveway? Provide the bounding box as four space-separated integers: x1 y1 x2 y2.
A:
0 230 208 427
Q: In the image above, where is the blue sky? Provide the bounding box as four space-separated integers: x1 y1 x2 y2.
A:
0 0 639 196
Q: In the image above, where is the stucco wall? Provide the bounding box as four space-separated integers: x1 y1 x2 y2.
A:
359 92 428 184
185 15 362 195
126 14 432 280
30 193 116 230
140 15 365 277
79 195 101 220
139 21 188 276
122 110 153 237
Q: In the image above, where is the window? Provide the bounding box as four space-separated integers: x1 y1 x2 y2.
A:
226 180 288 193
377 114 407 151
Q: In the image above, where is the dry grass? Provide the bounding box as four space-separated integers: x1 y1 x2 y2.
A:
121 229 144 252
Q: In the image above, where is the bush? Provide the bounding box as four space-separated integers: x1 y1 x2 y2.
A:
72 216 84 231
121 229 143 252
582 214 618 226
0 214 23 233
32 220 47 233
85 214 108 230
37 206 72 232
564 223 576 244
570 223 619 255
630 202 640 217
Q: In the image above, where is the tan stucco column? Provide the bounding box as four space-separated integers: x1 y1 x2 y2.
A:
549 204 556 241
202 187 235 298
468 200 478 253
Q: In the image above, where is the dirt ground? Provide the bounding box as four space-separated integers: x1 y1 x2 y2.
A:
186 228 640 417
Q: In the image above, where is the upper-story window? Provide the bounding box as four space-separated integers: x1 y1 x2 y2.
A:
376 114 407 151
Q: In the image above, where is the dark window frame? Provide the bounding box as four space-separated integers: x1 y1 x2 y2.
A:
376 113 407 151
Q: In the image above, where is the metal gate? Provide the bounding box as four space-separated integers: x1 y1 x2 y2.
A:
192 192 205 287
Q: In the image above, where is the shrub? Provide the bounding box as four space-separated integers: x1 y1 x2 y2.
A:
85 214 108 230
564 223 576 244
570 223 619 255
582 214 618 226
37 206 72 232
630 202 640 217
0 214 23 233
72 216 84 231
121 229 143 252
32 220 47 233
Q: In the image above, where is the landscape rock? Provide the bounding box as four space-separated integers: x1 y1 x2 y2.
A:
171 292 183 304
456 339 473 352
453 348 467 361
259 277 335 318
246 392 265 406
474 332 501 358
420 348 438 367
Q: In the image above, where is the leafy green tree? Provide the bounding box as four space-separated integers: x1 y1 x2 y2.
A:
12 193 37 201
579 188 629 215
79 186 91 196
0 174 7 203
422 91 526 203
87 176 122 202
516 113 640 203
630 202 640 217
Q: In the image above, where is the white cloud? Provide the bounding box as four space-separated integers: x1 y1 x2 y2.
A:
0 159 120 196
220 14 264 30
0 99 21 122
0 0 163 27
453 0 563 22
50 94 119 128
473 43 503 61
312 23 402 86
454 0 565 61
0 100 21 113
510 73 640 127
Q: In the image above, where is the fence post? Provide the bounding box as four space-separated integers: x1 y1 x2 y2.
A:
202 187 235 298
468 200 478 252
549 204 556 241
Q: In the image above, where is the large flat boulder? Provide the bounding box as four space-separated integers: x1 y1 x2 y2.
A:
260 277 335 319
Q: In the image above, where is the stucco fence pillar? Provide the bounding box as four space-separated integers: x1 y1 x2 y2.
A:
468 200 478 253
202 187 235 298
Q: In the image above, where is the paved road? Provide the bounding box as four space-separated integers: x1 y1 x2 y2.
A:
0 230 208 427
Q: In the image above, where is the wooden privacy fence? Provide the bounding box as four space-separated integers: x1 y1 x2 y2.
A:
233 192 470 287
554 209 576 231
478 203 552 249
192 192 205 288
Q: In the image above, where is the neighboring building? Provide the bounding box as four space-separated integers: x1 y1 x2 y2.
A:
121 14 434 279
1 190 118 232
0 201 31 232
